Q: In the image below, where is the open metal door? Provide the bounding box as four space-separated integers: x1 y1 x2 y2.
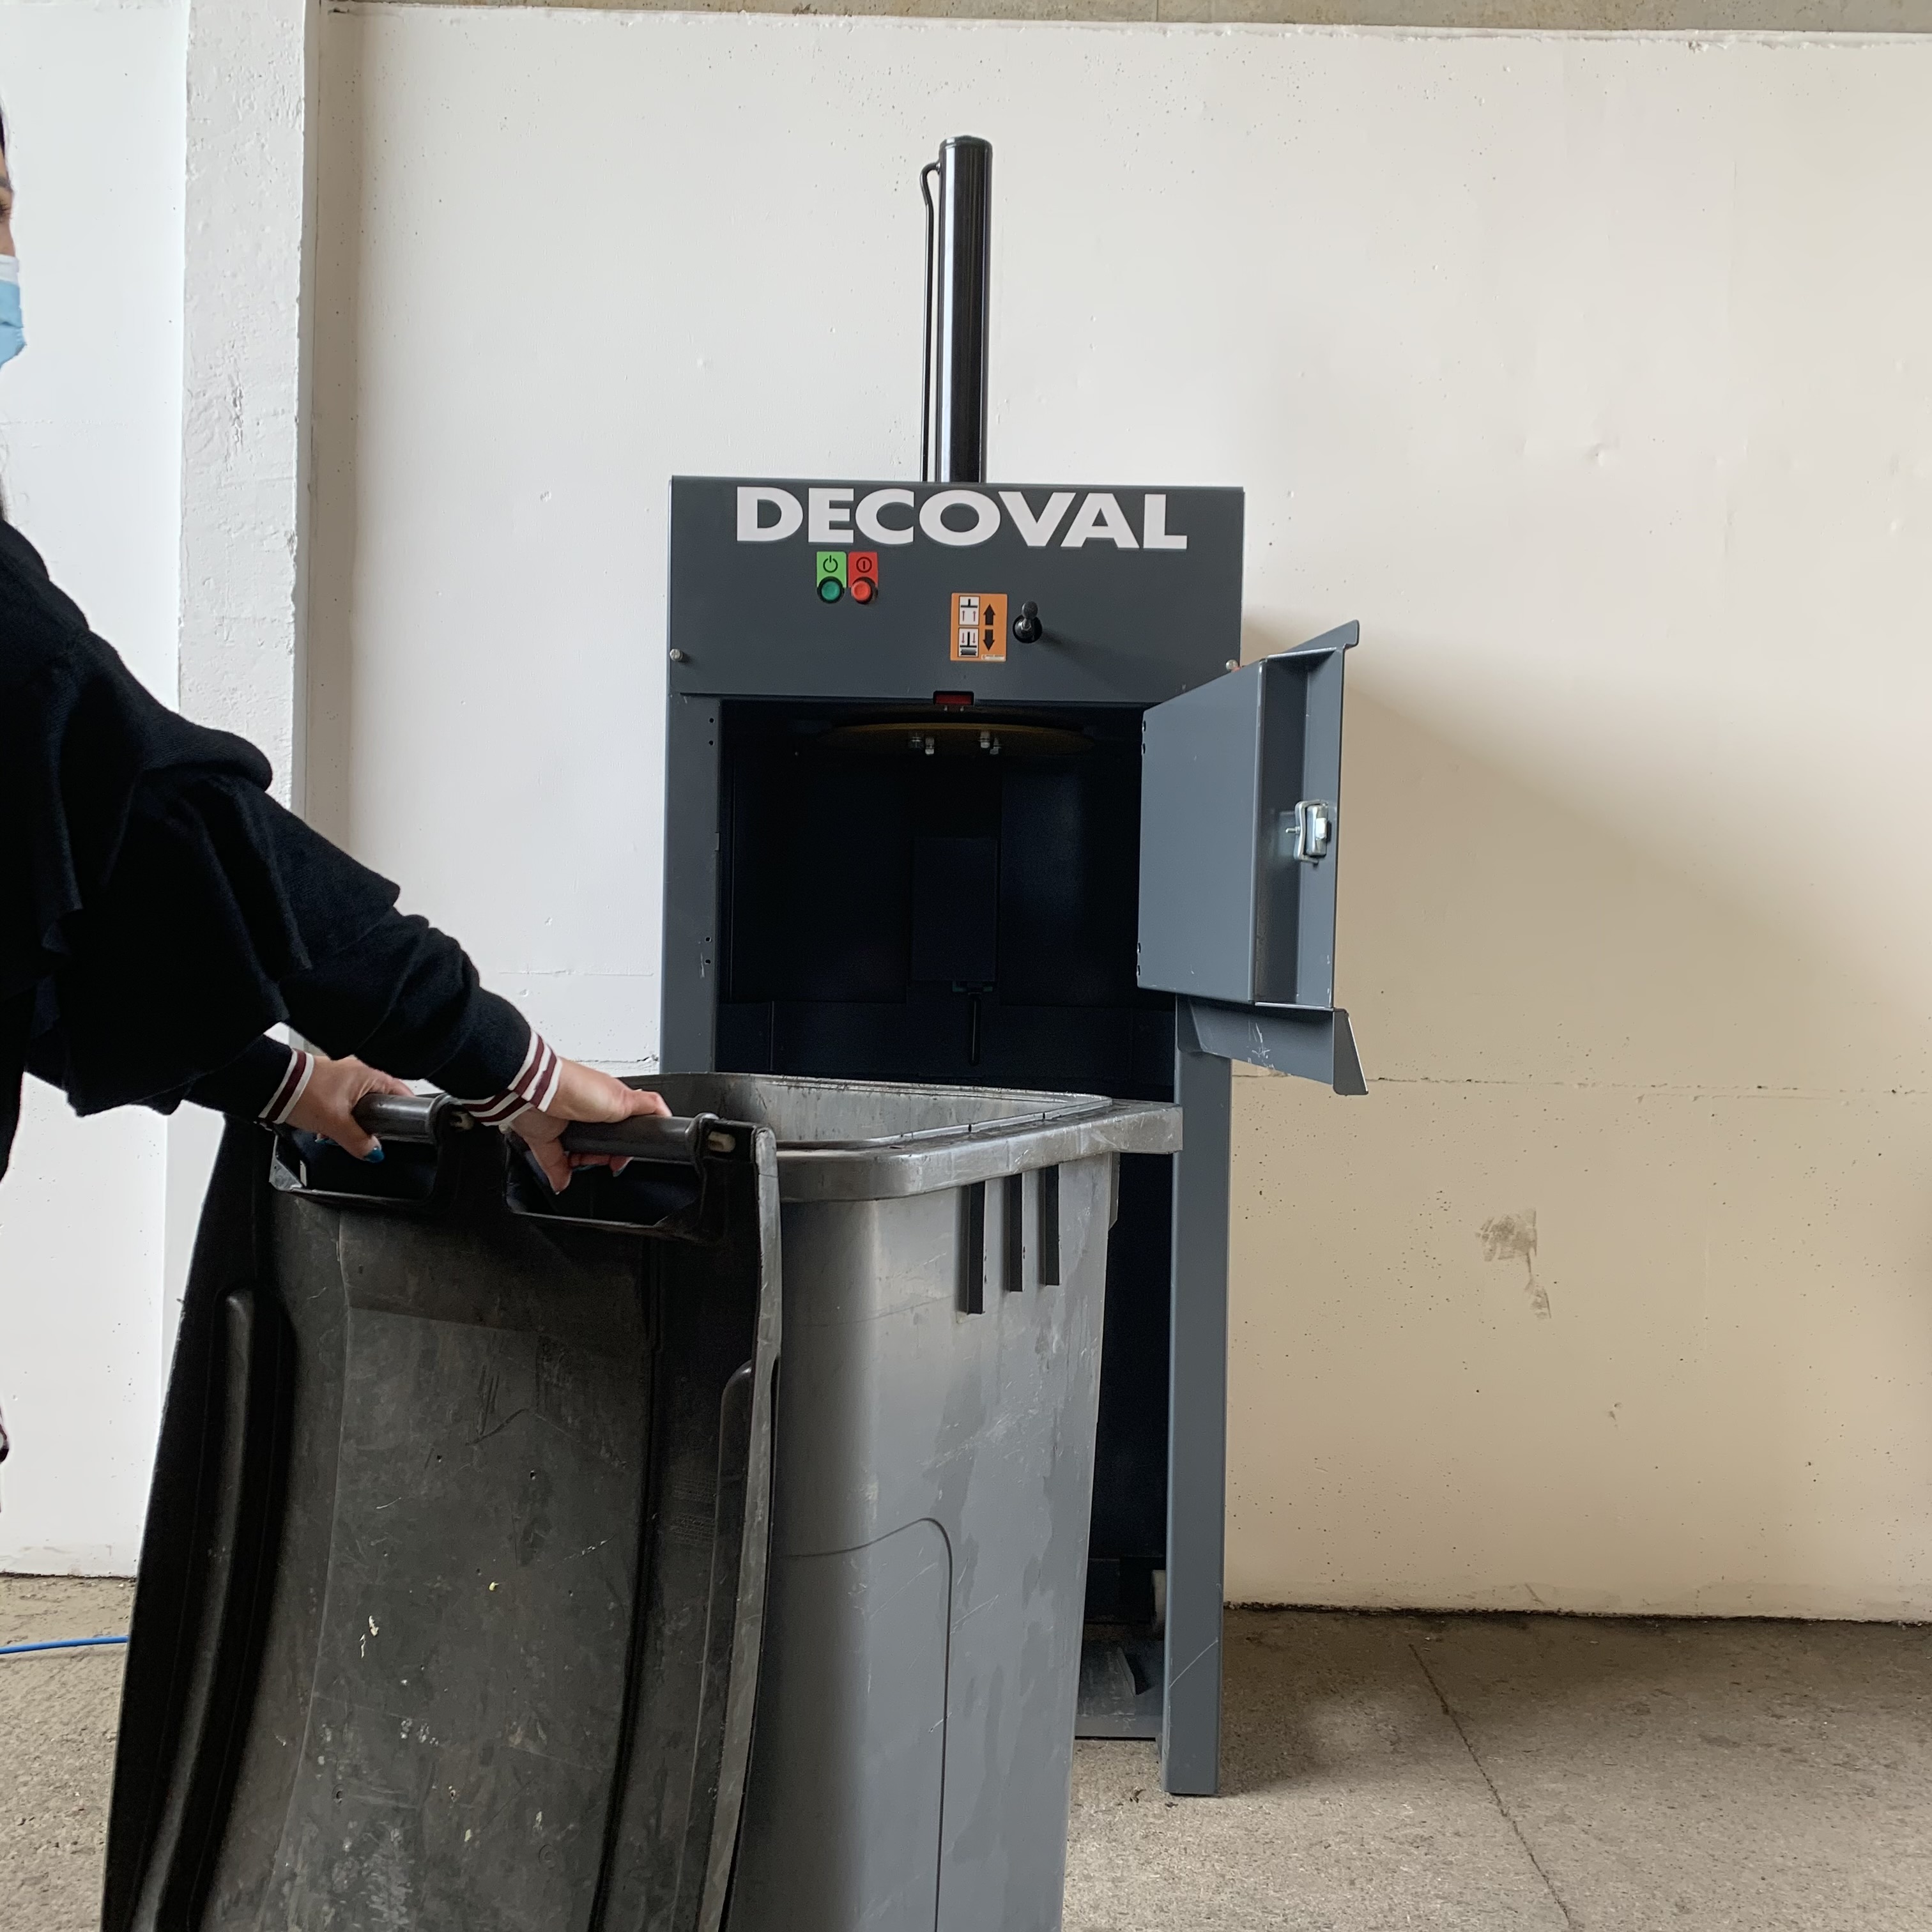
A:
1134 622 1363 1797
1139 621 1365 1094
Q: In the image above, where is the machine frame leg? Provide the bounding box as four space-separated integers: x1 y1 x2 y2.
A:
1160 1044 1231 1796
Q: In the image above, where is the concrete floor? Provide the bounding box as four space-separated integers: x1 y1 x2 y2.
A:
1 1577 135 1932
5 1585 1931 1931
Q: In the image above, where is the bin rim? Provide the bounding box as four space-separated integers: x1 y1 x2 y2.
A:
349 1075 1181 1205
776 1093 1112 1153
664 1077 1185 1202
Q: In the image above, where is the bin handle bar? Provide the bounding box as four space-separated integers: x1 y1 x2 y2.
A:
349 1092 1114 1159
349 1093 742 1164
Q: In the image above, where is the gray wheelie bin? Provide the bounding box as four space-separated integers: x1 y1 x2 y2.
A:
657 1077 1180 1932
103 1073 1177 1932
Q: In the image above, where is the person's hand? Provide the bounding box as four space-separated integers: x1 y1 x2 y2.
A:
285 1054 413 1160
510 1058 671 1192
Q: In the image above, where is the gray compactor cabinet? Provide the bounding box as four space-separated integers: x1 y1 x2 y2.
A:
660 475 1363 1798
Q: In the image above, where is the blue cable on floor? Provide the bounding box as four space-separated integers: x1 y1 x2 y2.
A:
0 1634 129 1657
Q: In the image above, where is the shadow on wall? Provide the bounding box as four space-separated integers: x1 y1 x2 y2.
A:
1223 647 1932 1620
303 21 370 854
1327 666 1929 1098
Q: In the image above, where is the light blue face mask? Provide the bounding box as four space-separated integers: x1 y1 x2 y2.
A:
0 257 25 369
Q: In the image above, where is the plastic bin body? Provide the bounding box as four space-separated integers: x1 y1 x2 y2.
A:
647 1076 1178 1932
104 1112 781 1932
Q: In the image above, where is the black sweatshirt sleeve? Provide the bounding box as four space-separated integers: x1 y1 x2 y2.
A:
275 901 532 1098
49 775 532 1114
158 909 535 1124
1 517 541 1179
181 1035 295 1117
238 793 533 1097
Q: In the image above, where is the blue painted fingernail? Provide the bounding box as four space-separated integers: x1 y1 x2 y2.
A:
364 1145 385 1163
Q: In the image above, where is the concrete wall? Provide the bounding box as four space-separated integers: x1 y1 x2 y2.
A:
5 0 1928 1616
0 0 189 1573
312 4 1932 1619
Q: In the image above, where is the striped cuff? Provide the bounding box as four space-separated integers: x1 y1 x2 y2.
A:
261 1048 316 1127
451 1032 560 1130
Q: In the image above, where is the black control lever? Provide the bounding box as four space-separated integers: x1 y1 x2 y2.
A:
1012 601 1043 643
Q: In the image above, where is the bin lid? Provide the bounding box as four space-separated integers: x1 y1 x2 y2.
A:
103 1108 779 1932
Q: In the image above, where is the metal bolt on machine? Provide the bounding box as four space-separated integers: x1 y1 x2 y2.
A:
660 134 1365 1800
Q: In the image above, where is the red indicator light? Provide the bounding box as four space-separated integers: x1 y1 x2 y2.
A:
850 576 875 604
933 690 975 708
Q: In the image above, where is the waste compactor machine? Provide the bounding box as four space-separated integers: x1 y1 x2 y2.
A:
660 134 1364 1802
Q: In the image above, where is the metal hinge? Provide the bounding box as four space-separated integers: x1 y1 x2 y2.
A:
1280 799 1335 862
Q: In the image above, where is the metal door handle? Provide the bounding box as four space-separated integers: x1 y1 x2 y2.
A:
1279 800 1335 862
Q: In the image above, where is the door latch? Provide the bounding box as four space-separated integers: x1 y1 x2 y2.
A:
1280 800 1335 862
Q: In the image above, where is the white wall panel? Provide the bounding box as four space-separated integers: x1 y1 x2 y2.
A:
314 6 1932 1614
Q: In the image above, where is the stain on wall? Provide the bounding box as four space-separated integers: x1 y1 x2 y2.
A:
1480 1210 1550 1319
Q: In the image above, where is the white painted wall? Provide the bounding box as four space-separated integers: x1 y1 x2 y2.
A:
166 0 320 1367
0 0 189 1572
179 0 318 805
309 6 1932 1618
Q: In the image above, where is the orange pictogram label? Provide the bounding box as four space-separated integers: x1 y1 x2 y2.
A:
950 593 1007 664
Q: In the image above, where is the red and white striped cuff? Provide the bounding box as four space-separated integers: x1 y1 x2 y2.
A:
261 1048 316 1127
451 1033 561 1130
